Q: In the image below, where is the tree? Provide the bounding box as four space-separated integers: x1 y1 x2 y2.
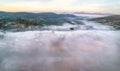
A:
70 27 74 30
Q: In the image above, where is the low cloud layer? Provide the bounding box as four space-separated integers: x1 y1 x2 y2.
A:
0 30 120 71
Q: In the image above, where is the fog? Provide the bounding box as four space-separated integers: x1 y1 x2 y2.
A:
0 30 120 71
0 13 120 71
42 20 114 31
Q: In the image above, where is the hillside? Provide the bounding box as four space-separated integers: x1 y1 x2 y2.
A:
91 15 120 29
0 12 83 31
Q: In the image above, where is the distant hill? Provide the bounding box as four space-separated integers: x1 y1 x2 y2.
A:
91 15 120 30
73 12 113 15
0 11 76 19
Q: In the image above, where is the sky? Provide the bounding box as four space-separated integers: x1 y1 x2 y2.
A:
0 0 120 14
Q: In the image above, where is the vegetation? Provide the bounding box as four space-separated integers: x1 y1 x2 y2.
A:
70 27 74 30
91 15 120 30
0 12 83 31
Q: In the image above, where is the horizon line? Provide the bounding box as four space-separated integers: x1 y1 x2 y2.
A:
0 11 116 15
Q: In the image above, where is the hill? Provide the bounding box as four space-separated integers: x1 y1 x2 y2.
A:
0 12 83 31
91 15 120 29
